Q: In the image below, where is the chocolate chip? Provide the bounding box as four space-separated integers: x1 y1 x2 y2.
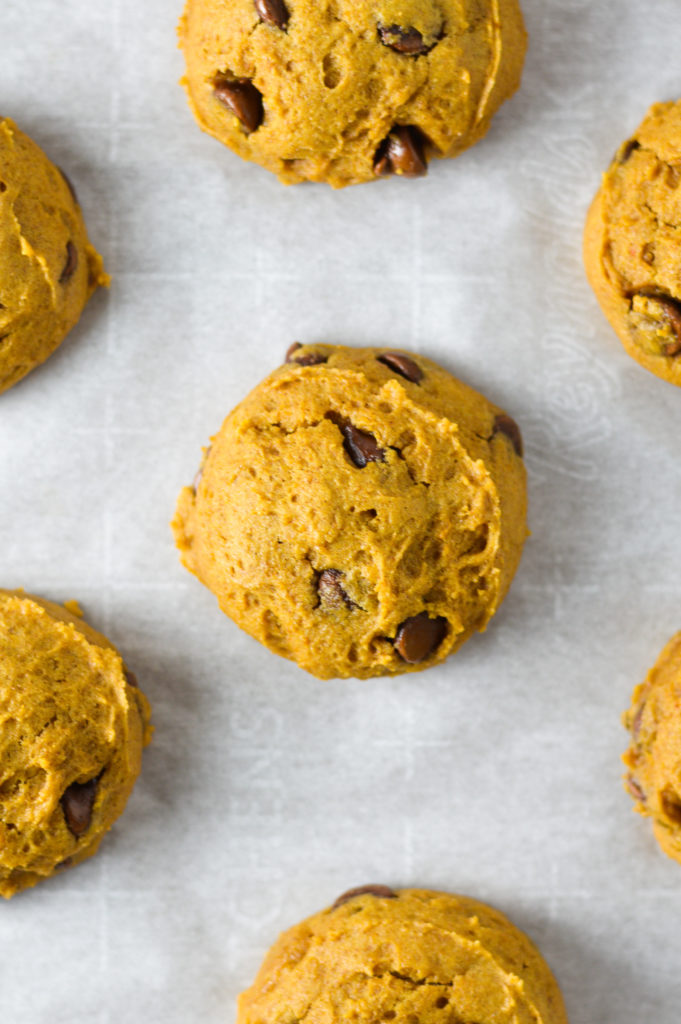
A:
255 0 288 29
377 351 423 383
394 613 447 663
326 412 385 468
492 413 523 457
317 569 353 609
213 77 264 132
618 139 640 164
59 241 78 284
332 884 398 909
374 126 427 178
378 23 432 55
660 787 681 825
285 342 328 366
0 181 6 193
61 778 98 837
626 776 645 802
58 167 79 205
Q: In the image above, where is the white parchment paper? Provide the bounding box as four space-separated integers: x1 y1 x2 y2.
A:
2 1 681 1021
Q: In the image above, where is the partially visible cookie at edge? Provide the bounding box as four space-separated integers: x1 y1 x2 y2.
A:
179 0 527 187
237 886 569 1024
0 590 151 897
623 632 681 865
172 344 527 679
0 118 109 395
584 99 681 386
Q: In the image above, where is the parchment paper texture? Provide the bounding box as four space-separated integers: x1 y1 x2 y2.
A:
2 1 681 1021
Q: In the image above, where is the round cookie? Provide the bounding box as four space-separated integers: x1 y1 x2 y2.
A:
0 118 108 395
0 591 151 898
584 99 681 387
623 632 681 865
237 885 568 1024
178 0 527 188
172 344 527 679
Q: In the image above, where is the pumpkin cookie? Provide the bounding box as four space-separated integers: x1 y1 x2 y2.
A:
0 118 108 395
178 0 527 187
172 344 527 679
623 632 681 865
0 591 151 897
584 99 681 386
237 886 568 1024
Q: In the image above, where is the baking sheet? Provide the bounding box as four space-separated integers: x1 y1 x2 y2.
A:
2 1 681 1020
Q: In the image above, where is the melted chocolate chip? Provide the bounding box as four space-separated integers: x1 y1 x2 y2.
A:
317 569 353 609
378 23 432 55
394 613 447 663
492 413 523 457
374 126 427 178
327 412 385 468
61 778 98 837
213 77 264 132
255 0 288 29
377 351 423 383
333 884 397 909
286 342 328 366
59 241 78 284
58 167 79 205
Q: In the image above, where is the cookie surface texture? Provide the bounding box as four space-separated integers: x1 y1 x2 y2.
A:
584 99 681 386
237 887 568 1024
173 345 527 679
0 118 108 395
0 591 151 898
179 0 527 187
623 632 681 865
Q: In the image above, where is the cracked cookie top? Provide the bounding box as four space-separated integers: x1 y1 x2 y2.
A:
0 118 108 395
584 99 681 386
236 887 568 1024
178 0 527 187
172 344 527 679
0 591 151 898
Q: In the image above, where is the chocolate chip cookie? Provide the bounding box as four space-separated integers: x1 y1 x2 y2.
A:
623 632 681 865
237 886 568 1024
0 591 151 897
178 0 527 187
172 344 527 679
0 118 108 394
584 99 681 386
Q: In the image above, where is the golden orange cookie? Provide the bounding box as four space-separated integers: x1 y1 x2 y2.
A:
179 0 527 187
237 885 568 1024
623 632 681 864
0 590 151 897
0 118 108 394
173 344 527 679
584 100 681 386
